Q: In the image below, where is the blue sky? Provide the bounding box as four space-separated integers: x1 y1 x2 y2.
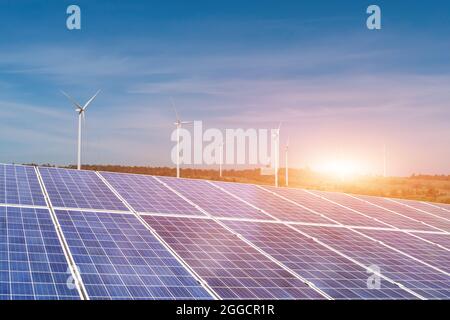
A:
0 0 449 175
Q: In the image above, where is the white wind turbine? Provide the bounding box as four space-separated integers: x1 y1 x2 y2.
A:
61 90 101 170
172 99 192 178
219 142 224 178
285 137 289 187
272 122 281 187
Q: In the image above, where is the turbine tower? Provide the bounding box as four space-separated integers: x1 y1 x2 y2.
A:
61 90 101 170
172 99 192 178
285 137 289 187
272 123 281 188
219 142 224 178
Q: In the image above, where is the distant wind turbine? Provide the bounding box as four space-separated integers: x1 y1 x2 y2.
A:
61 90 101 170
172 99 192 178
285 137 289 187
383 143 387 177
272 122 281 188
219 142 224 178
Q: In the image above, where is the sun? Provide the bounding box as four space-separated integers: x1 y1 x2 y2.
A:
313 159 364 179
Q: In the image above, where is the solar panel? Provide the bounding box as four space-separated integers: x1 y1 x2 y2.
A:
355 195 450 232
308 190 440 232
100 172 204 216
39 167 128 212
264 187 388 228
212 182 335 224
143 215 326 299
158 177 273 220
409 232 450 249
55 210 212 300
293 225 450 299
221 220 415 299
0 164 46 207
355 229 450 273
0 206 81 300
392 199 450 221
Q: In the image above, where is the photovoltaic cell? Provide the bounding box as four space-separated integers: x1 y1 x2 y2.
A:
212 182 334 224
355 195 450 232
158 177 272 220
0 206 80 300
355 229 450 273
143 215 326 299
408 232 450 249
39 167 128 211
269 187 390 228
293 225 450 299
55 210 212 299
100 172 204 216
0 164 46 207
309 190 439 232
393 199 450 221
221 220 415 299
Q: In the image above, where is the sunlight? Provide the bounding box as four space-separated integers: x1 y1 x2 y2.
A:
313 159 365 179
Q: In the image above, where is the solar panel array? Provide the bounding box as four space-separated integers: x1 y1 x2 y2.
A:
0 163 449 300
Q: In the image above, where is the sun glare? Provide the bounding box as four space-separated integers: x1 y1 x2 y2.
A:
313 159 365 179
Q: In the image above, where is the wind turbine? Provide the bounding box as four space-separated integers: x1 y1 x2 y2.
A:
61 90 101 170
172 99 192 178
272 122 281 187
285 137 289 187
219 142 224 178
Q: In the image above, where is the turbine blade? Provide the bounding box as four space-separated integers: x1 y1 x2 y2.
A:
83 90 101 111
61 90 83 109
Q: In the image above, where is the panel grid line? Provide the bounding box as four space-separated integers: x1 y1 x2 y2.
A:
209 181 424 299
95 172 218 300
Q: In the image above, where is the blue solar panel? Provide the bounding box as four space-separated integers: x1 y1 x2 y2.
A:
100 172 205 216
221 220 416 299
143 215 326 299
293 225 450 299
0 164 46 207
55 210 212 299
0 206 81 300
355 195 450 232
212 182 335 224
39 167 128 211
356 229 450 273
158 177 273 220
309 190 440 232
395 199 450 220
268 187 388 227
409 232 450 249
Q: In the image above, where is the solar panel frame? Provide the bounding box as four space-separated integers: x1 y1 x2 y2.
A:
293 225 450 299
55 209 213 300
221 220 416 299
100 172 205 216
0 164 47 207
38 167 128 212
143 215 327 300
0 206 82 300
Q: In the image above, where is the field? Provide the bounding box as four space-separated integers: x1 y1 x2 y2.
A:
45 165 450 205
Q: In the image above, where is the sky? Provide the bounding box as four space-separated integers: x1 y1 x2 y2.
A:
0 0 449 176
